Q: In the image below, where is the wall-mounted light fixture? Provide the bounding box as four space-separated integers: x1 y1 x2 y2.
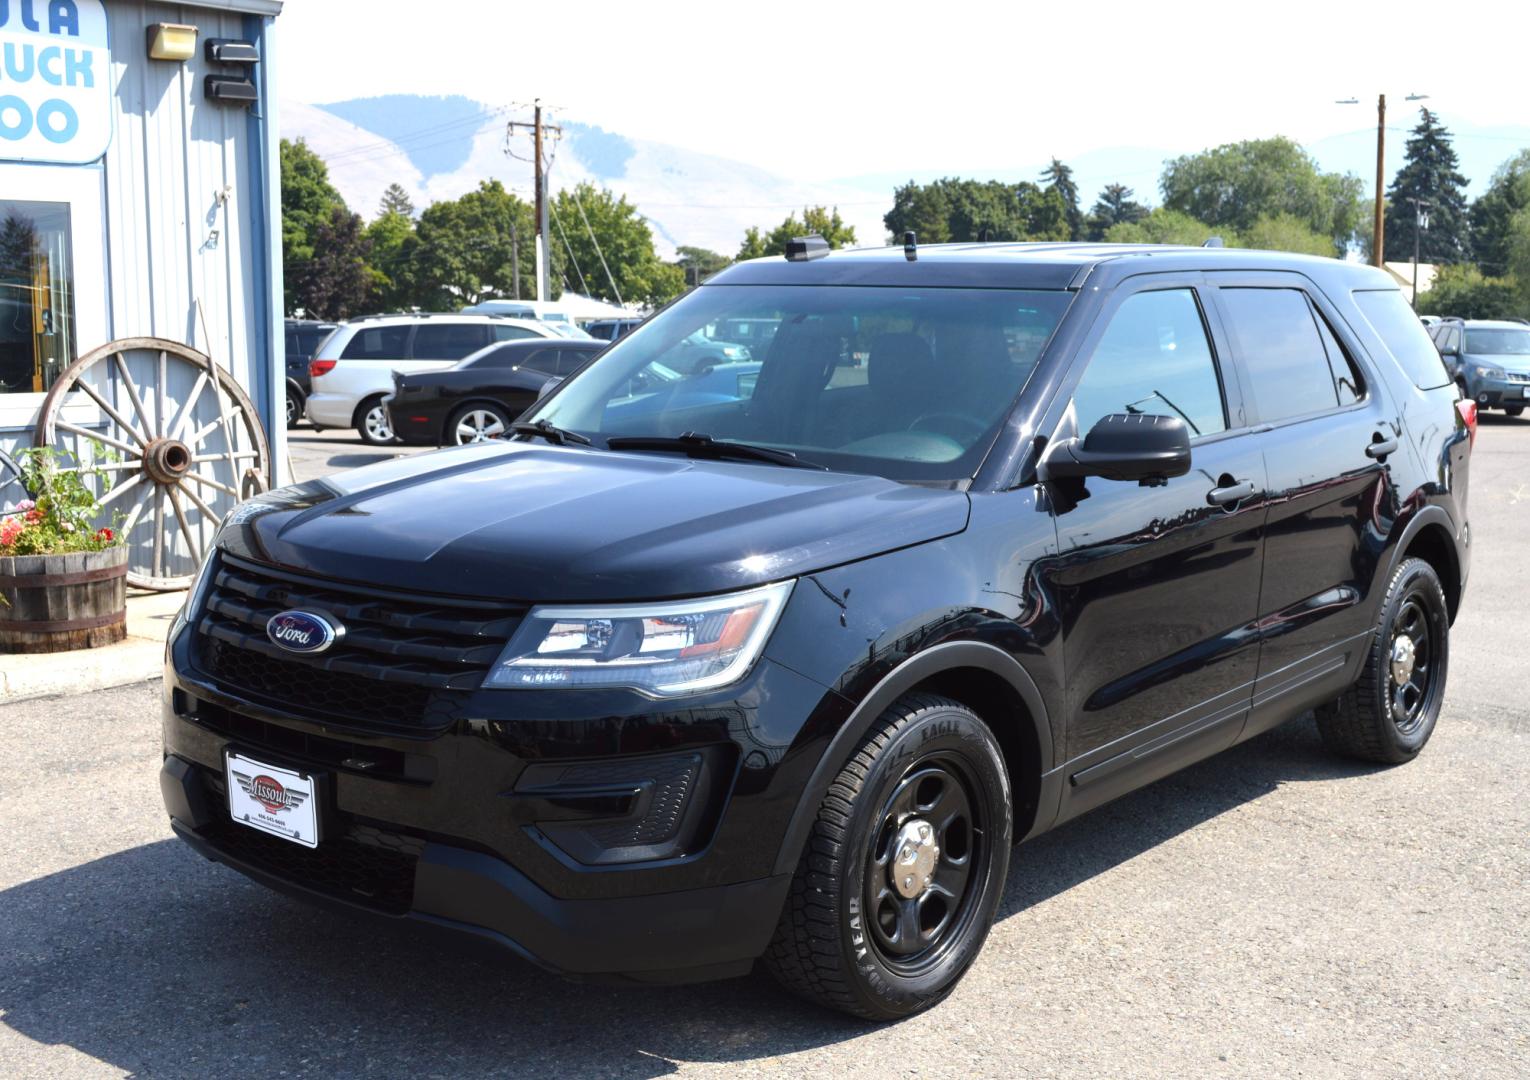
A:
205 76 259 105
147 23 198 62
205 39 260 65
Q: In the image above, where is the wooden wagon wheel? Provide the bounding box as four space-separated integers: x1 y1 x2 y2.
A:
33 336 272 590
0 446 22 509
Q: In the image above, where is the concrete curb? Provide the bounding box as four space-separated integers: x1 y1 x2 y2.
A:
0 589 184 703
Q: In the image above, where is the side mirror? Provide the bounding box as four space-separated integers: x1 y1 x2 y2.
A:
536 376 564 401
1040 413 1192 486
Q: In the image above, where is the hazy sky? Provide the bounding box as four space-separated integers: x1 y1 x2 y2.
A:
278 0 1527 182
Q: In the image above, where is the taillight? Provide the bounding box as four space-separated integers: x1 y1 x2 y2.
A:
309 359 336 378
1456 399 1477 449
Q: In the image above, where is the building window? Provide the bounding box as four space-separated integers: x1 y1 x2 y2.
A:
0 199 76 396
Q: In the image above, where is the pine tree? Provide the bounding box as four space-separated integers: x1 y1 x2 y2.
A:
1040 158 1082 240
378 183 416 218
1384 108 1471 266
1085 183 1149 240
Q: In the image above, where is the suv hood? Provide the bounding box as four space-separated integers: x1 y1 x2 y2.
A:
225 443 970 602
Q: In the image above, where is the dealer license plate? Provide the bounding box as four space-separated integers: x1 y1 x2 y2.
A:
225 752 320 848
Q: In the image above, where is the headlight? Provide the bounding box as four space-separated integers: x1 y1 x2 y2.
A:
484 581 793 694
1473 364 1506 380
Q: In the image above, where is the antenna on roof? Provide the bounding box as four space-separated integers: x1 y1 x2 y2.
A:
904 231 918 261
1203 236 1225 248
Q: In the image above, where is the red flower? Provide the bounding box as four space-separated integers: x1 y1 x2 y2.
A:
24 508 42 523
96 527 114 542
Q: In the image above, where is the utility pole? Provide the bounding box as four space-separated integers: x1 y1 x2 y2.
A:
1410 197 1430 309
505 100 561 301
1337 92 1429 268
1373 93 1386 268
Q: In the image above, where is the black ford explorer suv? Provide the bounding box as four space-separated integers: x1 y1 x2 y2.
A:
161 241 1474 1020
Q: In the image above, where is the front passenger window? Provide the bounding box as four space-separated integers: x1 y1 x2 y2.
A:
1071 289 1227 438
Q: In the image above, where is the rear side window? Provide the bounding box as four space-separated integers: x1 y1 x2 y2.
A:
1219 288 1342 422
1071 288 1227 438
494 324 539 342
413 323 489 361
340 325 410 360
1352 290 1453 389
519 348 561 375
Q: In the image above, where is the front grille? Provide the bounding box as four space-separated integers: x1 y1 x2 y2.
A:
194 554 526 731
200 815 420 914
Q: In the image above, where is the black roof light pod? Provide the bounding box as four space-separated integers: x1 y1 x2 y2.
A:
784 235 830 262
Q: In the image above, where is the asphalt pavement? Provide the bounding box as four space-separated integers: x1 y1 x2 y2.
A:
2 417 1526 1079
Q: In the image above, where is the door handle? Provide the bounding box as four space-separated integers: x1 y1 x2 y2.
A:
1366 434 1400 460
1207 479 1257 506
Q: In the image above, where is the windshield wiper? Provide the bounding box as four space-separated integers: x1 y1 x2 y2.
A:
512 419 592 446
605 432 827 470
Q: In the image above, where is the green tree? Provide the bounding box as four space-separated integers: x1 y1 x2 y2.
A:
674 245 731 287
1084 183 1148 240
1160 136 1366 256
279 138 346 314
1242 213 1337 257
883 179 1066 244
553 183 680 306
1105 208 1230 247
378 182 416 218
1469 149 1530 277
1416 264 1523 319
1040 158 1082 240
738 206 857 260
1384 108 1471 266
411 180 542 308
293 206 373 320
364 209 417 312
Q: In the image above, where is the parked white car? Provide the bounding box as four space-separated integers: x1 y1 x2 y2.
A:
305 314 559 443
460 299 595 339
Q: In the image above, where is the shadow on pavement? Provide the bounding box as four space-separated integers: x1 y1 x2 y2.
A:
0 718 1378 1077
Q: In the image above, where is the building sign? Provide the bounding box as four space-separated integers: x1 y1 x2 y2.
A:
0 0 110 164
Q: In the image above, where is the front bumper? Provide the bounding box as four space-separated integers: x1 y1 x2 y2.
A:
160 621 848 980
1466 376 1530 407
162 756 788 982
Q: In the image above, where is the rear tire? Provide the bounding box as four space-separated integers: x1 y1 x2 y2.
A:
355 395 397 445
1315 557 1448 764
447 402 513 445
763 693 1012 1020
285 388 303 428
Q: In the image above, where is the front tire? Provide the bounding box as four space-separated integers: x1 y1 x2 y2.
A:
1505 405 1525 418
764 693 1012 1020
285 388 303 428
355 396 397 445
1316 557 1449 764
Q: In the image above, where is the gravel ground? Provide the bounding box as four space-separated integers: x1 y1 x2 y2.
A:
2 417 1526 1079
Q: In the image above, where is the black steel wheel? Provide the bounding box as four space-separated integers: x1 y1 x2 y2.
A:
1317 557 1449 763
764 693 1012 1020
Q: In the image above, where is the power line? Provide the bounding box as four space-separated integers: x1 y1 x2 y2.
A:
569 185 623 306
549 201 592 297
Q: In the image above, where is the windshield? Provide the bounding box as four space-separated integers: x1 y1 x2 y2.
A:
526 284 1071 482
1465 328 1530 356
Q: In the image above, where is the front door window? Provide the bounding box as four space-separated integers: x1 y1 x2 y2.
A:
0 198 75 395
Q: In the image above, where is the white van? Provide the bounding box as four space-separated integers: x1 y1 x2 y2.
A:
460 299 594 339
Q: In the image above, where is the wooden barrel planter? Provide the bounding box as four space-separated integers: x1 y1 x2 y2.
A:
0 546 129 653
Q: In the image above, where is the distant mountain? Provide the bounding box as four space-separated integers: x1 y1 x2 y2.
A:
280 95 1530 258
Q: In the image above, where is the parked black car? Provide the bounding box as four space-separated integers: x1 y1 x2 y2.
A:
385 339 607 446
162 242 1473 1021
585 317 644 341
283 319 339 427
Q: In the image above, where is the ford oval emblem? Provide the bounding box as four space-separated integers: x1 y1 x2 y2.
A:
266 610 341 654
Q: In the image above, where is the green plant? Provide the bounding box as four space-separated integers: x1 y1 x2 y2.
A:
1 447 123 557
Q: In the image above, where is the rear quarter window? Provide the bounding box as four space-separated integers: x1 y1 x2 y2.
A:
1351 290 1453 390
